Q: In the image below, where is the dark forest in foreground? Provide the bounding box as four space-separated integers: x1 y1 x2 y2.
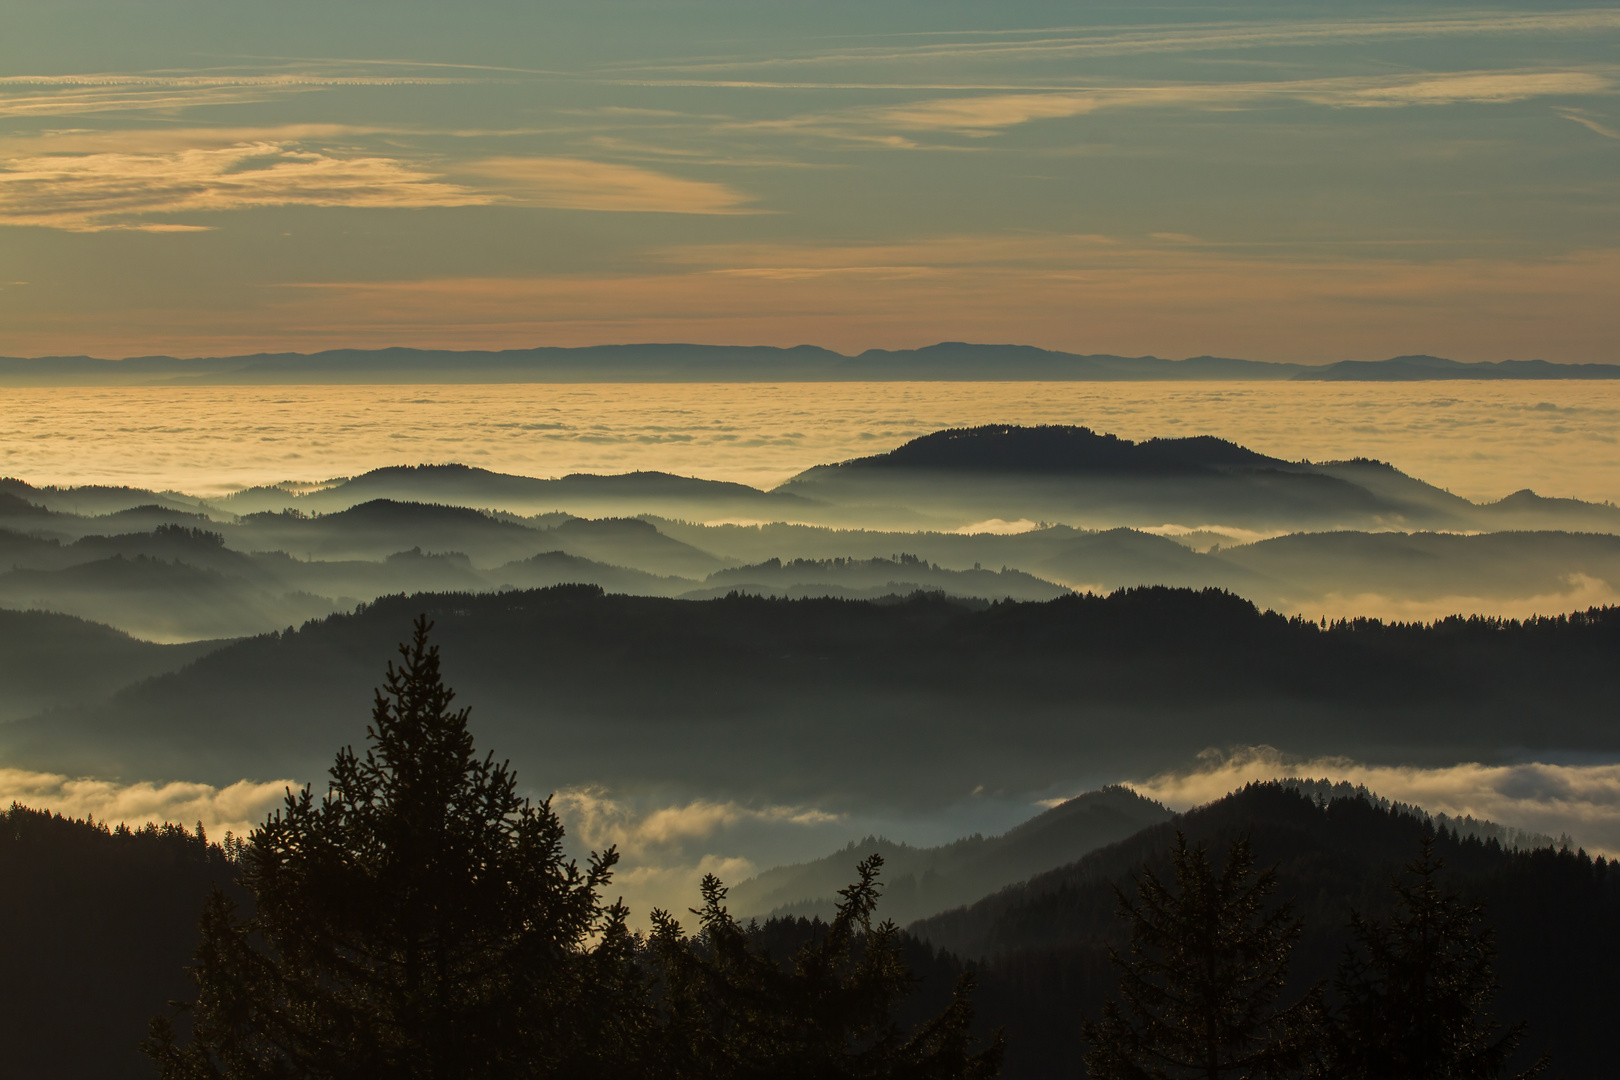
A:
6 778 1612 1078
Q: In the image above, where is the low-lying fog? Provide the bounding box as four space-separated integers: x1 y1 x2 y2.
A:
2 422 1616 925
3 746 1611 926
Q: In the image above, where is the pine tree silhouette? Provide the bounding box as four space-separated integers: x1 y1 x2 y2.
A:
1083 832 1321 1079
1328 831 1545 1080
646 853 1004 1079
145 615 644 1080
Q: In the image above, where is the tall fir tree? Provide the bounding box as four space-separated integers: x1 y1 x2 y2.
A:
645 854 1004 1080
1083 832 1321 1080
1328 831 1544 1080
145 615 646 1080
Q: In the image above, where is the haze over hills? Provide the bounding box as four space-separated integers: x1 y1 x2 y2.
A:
0 610 224 722
219 464 819 520
727 786 1172 926
4 587 1616 807
2 423 1618 638
2 429 1614 1072
780 425 1620 532
3 343 1617 386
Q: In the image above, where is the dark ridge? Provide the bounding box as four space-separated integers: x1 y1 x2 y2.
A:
97 504 213 524
0 490 55 516
823 424 1285 474
288 465 809 511
1295 355 1620 381
18 585 1620 790
908 783 1618 1078
730 785 1172 924
552 515 662 537
304 498 532 530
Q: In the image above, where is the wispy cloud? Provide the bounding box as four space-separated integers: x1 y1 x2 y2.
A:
552 787 840 918
0 72 489 119
1129 746 1620 855
1556 106 1620 138
634 11 1620 74
463 156 754 213
0 73 484 88
0 767 294 838
1318 71 1612 108
796 70 1615 138
0 142 492 231
554 786 838 859
1285 573 1620 625
0 128 751 229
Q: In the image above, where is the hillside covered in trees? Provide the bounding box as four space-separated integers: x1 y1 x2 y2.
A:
3 423 1619 641
6 586 1615 807
7 773 1613 1076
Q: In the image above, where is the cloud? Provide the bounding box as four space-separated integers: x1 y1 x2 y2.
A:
464 156 754 213
1316 71 1612 108
835 70 1612 137
550 787 841 919
1128 746 1620 855
1556 107 1620 139
640 11 1620 73
0 142 492 231
0 767 295 838
553 786 839 859
952 518 1042 535
0 132 759 230
0 71 487 120
870 93 1101 132
1287 573 1620 625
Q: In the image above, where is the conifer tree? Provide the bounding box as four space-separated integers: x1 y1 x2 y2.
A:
145 615 645 1080
1328 831 1544 1080
1083 832 1321 1080
645 854 1004 1079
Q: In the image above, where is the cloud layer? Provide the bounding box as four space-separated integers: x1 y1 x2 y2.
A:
0 136 752 230
0 767 295 838
551 786 841 919
1130 747 1620 855
465 156 752 213
0 142 490 231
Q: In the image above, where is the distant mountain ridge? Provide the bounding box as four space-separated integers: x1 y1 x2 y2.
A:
1295 354 1620 381
3 343 1613 384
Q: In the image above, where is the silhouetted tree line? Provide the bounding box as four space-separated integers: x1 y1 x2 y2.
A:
1082 831 1544 1079
4 618 1611 1077
145 617 1003 1080
0 804 248 1078
150 584 1620 736
927 785 1619 1078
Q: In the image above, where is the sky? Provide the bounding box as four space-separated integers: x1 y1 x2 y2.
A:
2 0 1618 361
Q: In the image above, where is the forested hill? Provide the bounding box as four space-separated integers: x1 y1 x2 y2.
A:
728 785 1173 925
8 586 1618 803
917 783 1620 1078
0 806 246 1079
801 425 1286 475
8 782 1617 1078
0 609 226 721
